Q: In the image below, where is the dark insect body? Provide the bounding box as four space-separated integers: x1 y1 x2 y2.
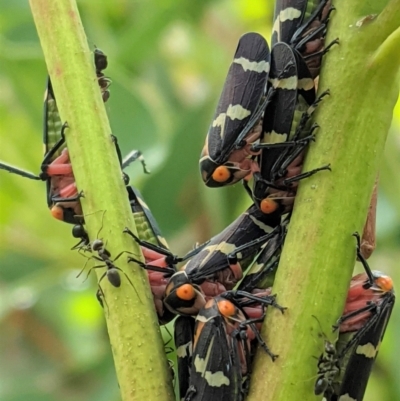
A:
246 41 330 215
244 0 333 213
172 219 288 398
77 216 141 307
250 104 330 215
125 200 283 320
183 296 251 401
199 32 273 187
0 50 113 226
246 42 304 214
163 204 281 317
246 0 337 216
314 332 341 396
174 316 195 400
183 292 285 401
176 215 288 400
90 238 124 288
315 233 395 401
272 0 337 78
94 48 112 101
248 1 337 216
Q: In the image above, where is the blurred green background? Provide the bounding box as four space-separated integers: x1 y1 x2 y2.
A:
0 1 399 400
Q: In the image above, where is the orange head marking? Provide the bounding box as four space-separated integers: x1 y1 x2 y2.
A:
375 275 393 292
260 198 279 214
176 284 196 301
51 205 64 221
217 299 236 317
212 166 231 183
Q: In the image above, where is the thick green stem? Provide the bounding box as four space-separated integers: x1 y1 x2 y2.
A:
247 1 400 400
29 1 174 400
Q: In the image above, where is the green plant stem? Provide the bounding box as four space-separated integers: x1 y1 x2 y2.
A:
29 1 174 400
247 1 400 400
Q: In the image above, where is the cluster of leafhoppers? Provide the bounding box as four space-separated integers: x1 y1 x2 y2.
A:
0 1 395 400
172 1 394 400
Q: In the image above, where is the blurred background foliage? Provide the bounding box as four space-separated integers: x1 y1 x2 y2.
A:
0 1 398 400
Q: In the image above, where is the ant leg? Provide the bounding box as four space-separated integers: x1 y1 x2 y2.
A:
76 255 103 278
114 267 142 304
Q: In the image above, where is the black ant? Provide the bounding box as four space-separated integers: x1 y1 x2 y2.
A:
77 212 140 306
314 339 340 397
312 315 340 397
87 238 125 287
